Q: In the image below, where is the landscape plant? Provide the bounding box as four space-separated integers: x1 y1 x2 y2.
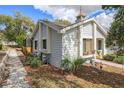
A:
25 54 42 68
103 54 116 61
113 56 124 64
61 56 86 73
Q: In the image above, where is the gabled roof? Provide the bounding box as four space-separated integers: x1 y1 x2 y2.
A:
40 20 65 31
32 20 65 38
32 18 107 39
60 18 107 36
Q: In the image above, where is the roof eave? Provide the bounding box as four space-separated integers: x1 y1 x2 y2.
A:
39 20 60 33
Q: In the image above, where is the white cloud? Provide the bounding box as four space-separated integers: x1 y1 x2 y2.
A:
33 5 101 23
95 11 116 31
33 5 77 22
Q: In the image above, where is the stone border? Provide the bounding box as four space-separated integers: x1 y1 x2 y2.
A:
0 50 9 86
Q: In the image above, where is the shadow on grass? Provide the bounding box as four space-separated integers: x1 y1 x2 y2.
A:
74 65 124 88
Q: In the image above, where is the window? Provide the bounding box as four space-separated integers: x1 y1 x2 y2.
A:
34 40 38 50
43 39 47 49
83 39 93 55
98 40 102 50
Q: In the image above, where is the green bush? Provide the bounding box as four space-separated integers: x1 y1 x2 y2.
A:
25 54 42 68
61 57 86 72
103 54 116 61
0 44 2 50
61 57 72 71
113 56 124 64
73 58 86 71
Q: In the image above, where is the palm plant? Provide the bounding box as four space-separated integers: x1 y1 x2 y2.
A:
61 57 72 71
73 57 86 71
61 57 86 73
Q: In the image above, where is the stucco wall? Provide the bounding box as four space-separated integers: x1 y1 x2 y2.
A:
62 28 78 60
96 27 105 38
81 22 93 39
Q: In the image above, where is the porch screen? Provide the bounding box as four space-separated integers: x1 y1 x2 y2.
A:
83 39 93 55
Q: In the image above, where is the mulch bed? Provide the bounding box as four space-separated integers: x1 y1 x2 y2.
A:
16 50 124 88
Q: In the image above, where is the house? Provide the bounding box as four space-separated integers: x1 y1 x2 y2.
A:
31 11 108 68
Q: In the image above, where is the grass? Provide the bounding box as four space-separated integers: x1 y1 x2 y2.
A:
17 50 124 88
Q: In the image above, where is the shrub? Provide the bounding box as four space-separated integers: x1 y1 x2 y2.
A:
103 54 116 61
113 56 124 64
25 54 42 68
61 57 86 72
61 57 72 71
73 58 86 71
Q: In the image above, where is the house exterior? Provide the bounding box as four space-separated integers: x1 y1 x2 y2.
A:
32 12 108 68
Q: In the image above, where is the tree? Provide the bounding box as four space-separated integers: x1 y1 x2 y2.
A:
106 7 124 55
0 15 16 41
16 32 26 47
13 11 34 47
54 19 71 26
0 11 35 47
102 5 121 9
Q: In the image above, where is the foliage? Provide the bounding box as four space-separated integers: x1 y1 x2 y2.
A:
61 57 72 71
102 5 121 9
113 56 124 64
73 58 86 71
61 57 86 72
96 50 103 59
15 32 26 47
54 19 71 26
103 54 116 61
25 54 42 68
0 15 16 41
106 7 124 55
0 11 35 47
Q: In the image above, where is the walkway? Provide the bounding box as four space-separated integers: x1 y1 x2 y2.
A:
96 59 124 68
2 48 31 88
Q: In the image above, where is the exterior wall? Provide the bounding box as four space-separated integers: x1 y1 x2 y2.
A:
41 24 51 53
80 22 94 57
42 24 47 39
62 28 78 60
81 22 93 39
50 29 62 68
96 28 105 38
80 22 106 58
32 27 40 54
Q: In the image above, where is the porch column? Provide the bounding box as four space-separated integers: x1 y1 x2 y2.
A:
103 38 106 55
38 22 41 52
80 26 83 57
93 23 96 59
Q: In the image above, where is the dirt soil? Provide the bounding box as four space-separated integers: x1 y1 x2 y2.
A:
17 50 124 88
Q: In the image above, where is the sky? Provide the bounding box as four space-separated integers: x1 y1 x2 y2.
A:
0 5 53 23
0 5 116 31
0 5 101 23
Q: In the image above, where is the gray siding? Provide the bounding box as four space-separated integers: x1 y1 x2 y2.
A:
32 28 40 54
49 29 62 68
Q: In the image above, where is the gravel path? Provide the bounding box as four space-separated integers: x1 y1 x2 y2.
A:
2 48 31 88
